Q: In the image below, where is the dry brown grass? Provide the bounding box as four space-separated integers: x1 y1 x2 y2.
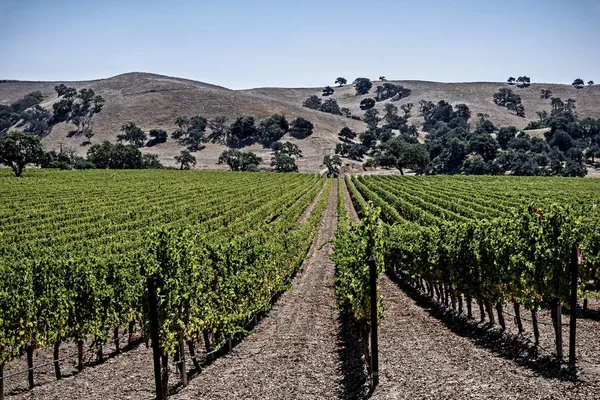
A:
1 73 599 171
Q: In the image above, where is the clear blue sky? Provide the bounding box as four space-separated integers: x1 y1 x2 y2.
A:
1 0 599 89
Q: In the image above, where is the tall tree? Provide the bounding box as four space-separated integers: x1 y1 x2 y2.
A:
218 149 262 171
323 154 342 177
117 122 147 147
289 117 314 139
175 150 196 170
377 139 429 175
0 132 44 177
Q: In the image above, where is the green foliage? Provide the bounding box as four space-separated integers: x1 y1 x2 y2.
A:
353 78 372 96
148 129 168 144
218 149 262 171
302 95 322 110
374 83 411 102
0 132 44 176
339 127 356 141
360 98 376 110
322 86 334 96
87 141 145 169
572 78 584 88
175 149 196 170
271 141 302 172
377 139 429 175
289 117 314 139
323 154 342 177
229 116 257 145
117 122 147 147
332 204 385 322
319 98 342 115
335 77 347 87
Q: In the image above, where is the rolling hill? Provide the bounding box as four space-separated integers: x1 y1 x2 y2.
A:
1 73 599 171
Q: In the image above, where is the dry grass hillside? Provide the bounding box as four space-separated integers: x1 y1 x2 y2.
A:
1 73 599 171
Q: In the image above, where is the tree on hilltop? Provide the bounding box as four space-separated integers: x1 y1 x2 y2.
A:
588 80 594 86
353 78 372 95
507 77 516 85
572 78 584 88
335 77 347 87
322 86 334 96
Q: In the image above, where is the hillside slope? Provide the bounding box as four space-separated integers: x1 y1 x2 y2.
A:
1 73 599 171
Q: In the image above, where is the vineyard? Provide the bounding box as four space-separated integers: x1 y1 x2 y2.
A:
0 169 329 398
1 170 600 399
338 175 600 361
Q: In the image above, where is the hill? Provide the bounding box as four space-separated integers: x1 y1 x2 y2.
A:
1 73 599 171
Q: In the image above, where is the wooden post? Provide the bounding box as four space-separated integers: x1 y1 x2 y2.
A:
77 337 84 371
114 327 121 354
179 336 187 387
466 297 472 319
368 256 379 387
569 243 578 365
187 340 201 371
203 330 212 361
147 276 163 400
556 301 563 360
27 344 34 389
128 321 135 345
479 299 486 323
53 340 61 379
513 300 524 334
531 309 540 346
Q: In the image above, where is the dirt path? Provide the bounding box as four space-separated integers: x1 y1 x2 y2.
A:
172 181 342 399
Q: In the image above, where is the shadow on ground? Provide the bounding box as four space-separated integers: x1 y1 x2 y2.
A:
387 272 579 383
336 311 372 399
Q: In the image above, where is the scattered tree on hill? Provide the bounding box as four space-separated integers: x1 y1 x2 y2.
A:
218 149 262 171
303 95 322 110
493 88 524 115
319 98 342 115
54 84 68 97
507 77 516 85
496 126 517 150
516 76 531 87
376 139 429 175
508 102 526 117
588 81 595 86
384 103 398 119
454 103 471 121
209 116 230 143
353 78 372 95
339 127 356 141
148 129 168 145
175 149 196 170
174 116 190 138
335 77 347 87
229 116 257 145
540 89 552 100
363 109 381 130
63 87 77 100
323 154 342 177
271 141 302 172
335 142 367 160
418 100 435 116
400 103 413 118
322 86 334 96
117 122 147 147
0 132 44 177
258 114 288 146
360 98 376 110
379 76 386 81
573 78 584 88
340 107 351 118
374 83 411 102
289 117 314 139
83 127 95 144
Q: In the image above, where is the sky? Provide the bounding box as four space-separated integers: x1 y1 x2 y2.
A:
1 0 599 89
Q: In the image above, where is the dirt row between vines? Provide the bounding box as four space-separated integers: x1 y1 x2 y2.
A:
7 180 354 399
341 176 600 400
